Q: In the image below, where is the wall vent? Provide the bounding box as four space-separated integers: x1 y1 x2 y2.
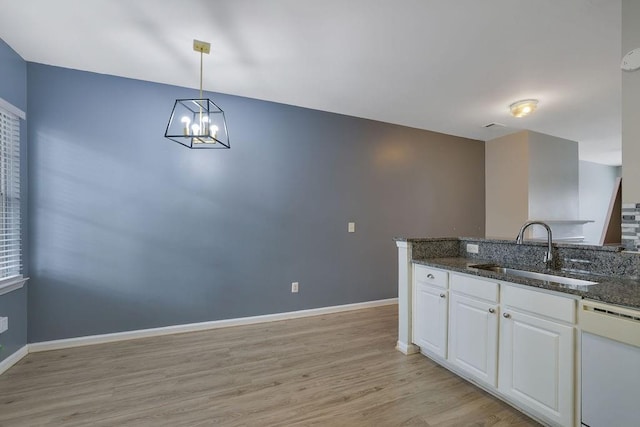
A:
483 122 506 128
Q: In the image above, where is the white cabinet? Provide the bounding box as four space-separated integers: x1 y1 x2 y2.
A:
499 285 576 427
409 265 578 427
413 265 448 358
448 274 499 387
414 282 448 358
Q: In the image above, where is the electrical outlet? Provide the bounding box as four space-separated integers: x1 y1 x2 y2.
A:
0 317 7 334
466 243 479 254
291 282 299 293
348 222 355 233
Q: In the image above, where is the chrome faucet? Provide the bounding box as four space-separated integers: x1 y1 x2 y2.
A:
515 221 553 267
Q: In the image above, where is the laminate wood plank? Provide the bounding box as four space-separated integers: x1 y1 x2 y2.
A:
0 305 540 426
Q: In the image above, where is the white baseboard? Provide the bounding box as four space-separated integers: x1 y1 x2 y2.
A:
396 340 420 355
29 298 398 353
0 345 28 375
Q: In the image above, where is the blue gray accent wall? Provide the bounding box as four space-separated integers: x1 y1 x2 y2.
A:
27 63 485 342
0 38 28 363
0 39 26 112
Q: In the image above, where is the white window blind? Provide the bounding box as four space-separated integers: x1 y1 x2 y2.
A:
0 107 21 281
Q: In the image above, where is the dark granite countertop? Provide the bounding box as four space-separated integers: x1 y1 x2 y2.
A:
413 256 640 310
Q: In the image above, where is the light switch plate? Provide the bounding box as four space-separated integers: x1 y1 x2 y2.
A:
348 222 355 233
466 243 479 254
0 317 7 334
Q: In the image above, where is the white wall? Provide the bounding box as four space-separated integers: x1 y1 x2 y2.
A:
579 161 621 244
622 0 640 203
485 130 582 240
485 131 529 239
528 131 579 221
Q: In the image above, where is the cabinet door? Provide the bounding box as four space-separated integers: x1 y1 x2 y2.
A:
413 282 448 358
499 309 574 427
448 292 499 387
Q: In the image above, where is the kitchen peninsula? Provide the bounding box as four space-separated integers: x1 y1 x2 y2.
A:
395 237 640 427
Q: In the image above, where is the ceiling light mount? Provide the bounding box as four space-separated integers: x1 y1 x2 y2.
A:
509 99 538 118
193 39 211 54
165 39 230 149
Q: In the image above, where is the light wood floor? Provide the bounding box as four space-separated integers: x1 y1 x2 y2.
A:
0 305 539 426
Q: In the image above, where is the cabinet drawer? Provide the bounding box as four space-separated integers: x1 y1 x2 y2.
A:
450 273 499 303
414 264 448 289
502 285 576 324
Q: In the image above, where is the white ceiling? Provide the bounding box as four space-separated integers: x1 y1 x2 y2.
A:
0 0 623 165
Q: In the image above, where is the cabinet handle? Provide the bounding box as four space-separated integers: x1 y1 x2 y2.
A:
489 308 495 314
439 293 446 298
503 313 511 318
427 274 435 279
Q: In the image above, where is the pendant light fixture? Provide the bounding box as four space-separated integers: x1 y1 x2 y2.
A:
165 39 230 149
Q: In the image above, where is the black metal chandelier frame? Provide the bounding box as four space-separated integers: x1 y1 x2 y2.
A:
164 40 230 149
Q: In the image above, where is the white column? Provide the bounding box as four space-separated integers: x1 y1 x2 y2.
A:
396 241 420 354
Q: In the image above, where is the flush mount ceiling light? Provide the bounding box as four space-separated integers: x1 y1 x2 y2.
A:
165 39 230 149
509 99 539 118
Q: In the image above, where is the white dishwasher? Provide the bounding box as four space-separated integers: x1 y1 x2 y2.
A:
579 300 640 427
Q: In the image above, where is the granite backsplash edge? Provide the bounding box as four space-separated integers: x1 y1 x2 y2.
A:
396 237 640 279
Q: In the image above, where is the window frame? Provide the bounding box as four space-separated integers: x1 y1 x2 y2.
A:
0 97 27 296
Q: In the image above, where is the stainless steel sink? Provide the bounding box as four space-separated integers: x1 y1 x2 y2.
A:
469 264 599 286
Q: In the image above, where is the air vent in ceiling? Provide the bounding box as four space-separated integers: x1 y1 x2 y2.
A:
483 122 506 128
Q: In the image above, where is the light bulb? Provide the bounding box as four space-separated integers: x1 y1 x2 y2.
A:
211 125 219 140
191 124 200 135
181 116 191 136
201 116 210 136
509 99 538 118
